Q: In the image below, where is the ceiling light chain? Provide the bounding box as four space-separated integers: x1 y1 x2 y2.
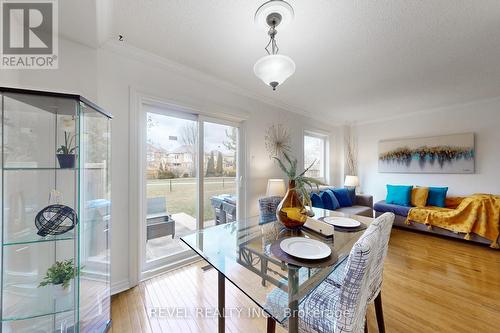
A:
265 24 279 55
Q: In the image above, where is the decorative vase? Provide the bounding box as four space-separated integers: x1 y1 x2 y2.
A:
56 154 75 168
276 180 308 229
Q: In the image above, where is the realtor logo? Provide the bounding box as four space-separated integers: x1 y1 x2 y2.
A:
1 0 58 69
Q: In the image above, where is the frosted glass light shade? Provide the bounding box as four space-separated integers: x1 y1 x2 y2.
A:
266 179 286 197
254 54 296 90
344 175 360 187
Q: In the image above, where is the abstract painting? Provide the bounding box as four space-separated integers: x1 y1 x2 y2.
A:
378 133 475 173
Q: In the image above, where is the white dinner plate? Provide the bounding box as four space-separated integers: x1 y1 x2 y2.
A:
323 217 361 228
279 237 332 260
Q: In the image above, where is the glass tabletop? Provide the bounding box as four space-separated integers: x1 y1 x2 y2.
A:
181 207 373 324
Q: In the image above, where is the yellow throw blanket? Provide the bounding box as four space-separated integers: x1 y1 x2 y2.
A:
406 194 500 249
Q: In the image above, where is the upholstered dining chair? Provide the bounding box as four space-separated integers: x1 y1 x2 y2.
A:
258 196 283 224
265 212 395 333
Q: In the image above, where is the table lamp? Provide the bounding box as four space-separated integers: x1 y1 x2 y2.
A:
344 175 359 189
266 179 286 197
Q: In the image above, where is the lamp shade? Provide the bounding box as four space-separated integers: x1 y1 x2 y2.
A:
266 179 286 197
254 54 296 90
344 175 360 187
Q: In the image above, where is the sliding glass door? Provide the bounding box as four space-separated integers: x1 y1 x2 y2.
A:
141 103 240 274
203 121 238 228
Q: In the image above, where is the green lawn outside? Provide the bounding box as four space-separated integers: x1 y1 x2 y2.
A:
146 177 236 220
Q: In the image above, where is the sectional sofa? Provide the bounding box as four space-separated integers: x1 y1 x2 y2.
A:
374 200 492 246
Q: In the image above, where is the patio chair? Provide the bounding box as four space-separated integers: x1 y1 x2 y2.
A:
146 197 175 241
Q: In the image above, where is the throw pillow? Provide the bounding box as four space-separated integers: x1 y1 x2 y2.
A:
411 187 429 207
331 188 353 207
386 185 413 206
320 190 340 210
310 192 323 209
427 187 448 207
346 187 356 204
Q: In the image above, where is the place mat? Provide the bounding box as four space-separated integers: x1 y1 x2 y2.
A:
270 238 338 268
318 217 368 233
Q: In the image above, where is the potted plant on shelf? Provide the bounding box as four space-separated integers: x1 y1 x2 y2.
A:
38 259 78 298
57 131 77 168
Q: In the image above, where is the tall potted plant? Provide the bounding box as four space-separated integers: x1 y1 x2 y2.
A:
57 131 77 168
274 152 325 229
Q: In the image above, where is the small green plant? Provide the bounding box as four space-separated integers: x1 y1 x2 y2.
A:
38 259 77 289
57 131 77 155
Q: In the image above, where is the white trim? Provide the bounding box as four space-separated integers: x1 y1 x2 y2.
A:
137 89 249 123
196 118 204 230
141 255 202 282
237 121 247 220
128 86 140 288
111 279 130 296
354 95 500 126
304 128 330 138
143 250 195 274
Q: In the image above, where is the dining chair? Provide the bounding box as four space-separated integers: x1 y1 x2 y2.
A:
259 196 283 225
265 212 395 333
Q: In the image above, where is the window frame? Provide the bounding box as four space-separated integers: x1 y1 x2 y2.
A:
303 130 329 183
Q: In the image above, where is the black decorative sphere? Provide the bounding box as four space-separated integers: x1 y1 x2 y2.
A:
35 204 78 237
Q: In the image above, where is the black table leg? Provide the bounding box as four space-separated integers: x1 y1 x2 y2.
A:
218 271 225 333
288 266 299 333
267 317 276 333
375 293 385 333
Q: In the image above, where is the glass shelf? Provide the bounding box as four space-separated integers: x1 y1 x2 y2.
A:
2 231 75 246
2 308 74 322
2 310 76 333
2 167 76 171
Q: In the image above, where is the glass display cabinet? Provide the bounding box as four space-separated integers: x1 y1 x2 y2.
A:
0 87 112 333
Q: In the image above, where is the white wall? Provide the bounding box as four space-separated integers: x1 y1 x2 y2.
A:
1 37 341 293
356 98 500 202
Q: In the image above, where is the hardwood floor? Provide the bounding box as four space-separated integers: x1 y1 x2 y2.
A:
110 228 500 333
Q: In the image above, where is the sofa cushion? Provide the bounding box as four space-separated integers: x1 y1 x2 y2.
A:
336 205 373 218
411 187 429 207
331 188 353 207
386 184 413 206
427 187 448 207
320 190 340 210
310 192 323 209
374 200 412 217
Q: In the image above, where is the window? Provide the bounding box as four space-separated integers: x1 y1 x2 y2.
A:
304 132 328 180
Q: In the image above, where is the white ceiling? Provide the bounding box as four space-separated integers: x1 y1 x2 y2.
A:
67 0 500 123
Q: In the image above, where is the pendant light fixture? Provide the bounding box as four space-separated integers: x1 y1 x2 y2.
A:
253 0 295 91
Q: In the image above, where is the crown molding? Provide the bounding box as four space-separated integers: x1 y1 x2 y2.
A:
99 40 337 124
353 94 500 127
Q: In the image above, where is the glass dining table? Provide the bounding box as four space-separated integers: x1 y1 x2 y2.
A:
181 207 374 333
